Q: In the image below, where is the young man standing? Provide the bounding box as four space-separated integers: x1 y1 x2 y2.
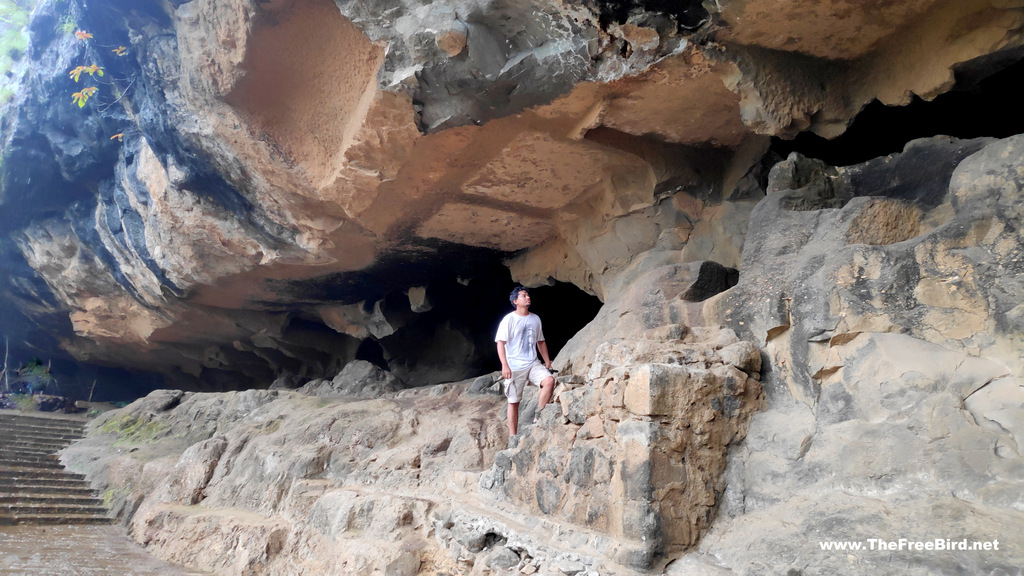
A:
495 286 555 436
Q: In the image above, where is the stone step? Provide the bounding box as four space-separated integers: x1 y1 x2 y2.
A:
0 494 106 506
0 445 63 454
0 479 96 494
0 512 112 525
0 420 86 436
0 473 92 486
0 429 84 442
0 430 85 440
0 424 83 434
0 434 75 448
0 465 87 481
0 456 64 470
4 503 110 516
0 449 61 459
0 410 110 526
0 409 88 423
0 420 85 432
0 431 78 442
0 439 75 452
0 445 61 456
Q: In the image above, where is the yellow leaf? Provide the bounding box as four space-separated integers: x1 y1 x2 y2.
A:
112 46 126 56
71 86 98 108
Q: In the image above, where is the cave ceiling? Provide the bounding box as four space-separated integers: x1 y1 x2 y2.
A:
0 0 1022 390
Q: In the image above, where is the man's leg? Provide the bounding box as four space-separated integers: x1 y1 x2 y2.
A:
507 402 520 436
537 375 555 412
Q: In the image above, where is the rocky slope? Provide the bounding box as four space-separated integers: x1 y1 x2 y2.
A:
2 0 1024 573
63 135 1024 575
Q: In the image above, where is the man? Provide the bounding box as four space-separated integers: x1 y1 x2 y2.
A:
495 286 555 436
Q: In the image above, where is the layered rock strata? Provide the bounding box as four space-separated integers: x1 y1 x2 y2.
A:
61 136 1024 575
3 0 1024 386
685 135 1024 575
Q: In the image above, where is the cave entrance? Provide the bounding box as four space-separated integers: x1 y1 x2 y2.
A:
593 0 709 31
771 51 1024 166
373 274 603 387
264 246 602 389
514 282 604 362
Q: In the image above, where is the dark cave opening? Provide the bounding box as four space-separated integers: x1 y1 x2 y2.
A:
370 272 604 387
770 52 1024 166
517 282 604 362
356 338 388 370
3 254 607 406
270 245 606 389
593 0 709 31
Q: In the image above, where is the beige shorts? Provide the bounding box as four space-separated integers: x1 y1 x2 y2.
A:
504 361 552 404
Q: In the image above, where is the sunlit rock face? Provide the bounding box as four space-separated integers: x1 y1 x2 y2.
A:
695 135 1024 576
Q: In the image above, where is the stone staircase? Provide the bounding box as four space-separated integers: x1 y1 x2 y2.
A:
0 410 111 525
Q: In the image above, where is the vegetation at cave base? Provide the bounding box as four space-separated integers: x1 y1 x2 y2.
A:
6 357 58 394
0 0 33 103
11 392 36 411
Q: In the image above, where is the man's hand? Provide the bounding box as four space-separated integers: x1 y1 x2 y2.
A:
497 341 511 379
538 341 552 372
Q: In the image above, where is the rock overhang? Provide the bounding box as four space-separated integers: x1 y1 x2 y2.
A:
0 0 1022 390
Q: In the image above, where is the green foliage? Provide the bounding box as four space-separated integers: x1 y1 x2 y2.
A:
0 0 32 26
0 0 36 113
71 84 95 107
56 13 74 34
69 64 102 82
13 357 57 392
101 487 128 508
11 393 37 411
0 0 30 80
100 413 169 444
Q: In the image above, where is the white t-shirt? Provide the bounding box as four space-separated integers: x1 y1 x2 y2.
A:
495 312 545 371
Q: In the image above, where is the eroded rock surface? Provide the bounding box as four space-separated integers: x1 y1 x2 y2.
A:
3 0 1024 574
3 0 1023 388
689 135 1024 575
64 323 761 575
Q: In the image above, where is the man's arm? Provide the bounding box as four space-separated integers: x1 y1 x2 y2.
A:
537 340 552 370
497 341 511 379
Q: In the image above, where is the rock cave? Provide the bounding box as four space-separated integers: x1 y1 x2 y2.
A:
1 0 1022 574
